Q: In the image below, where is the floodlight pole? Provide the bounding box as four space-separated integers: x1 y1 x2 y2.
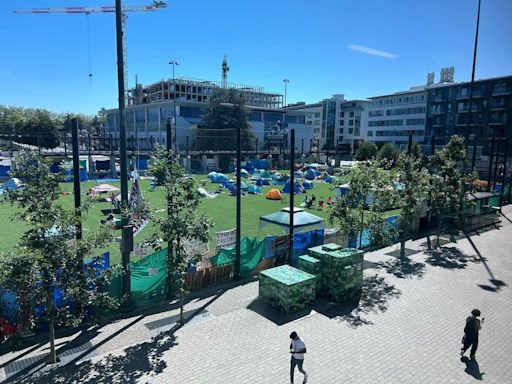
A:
116 0 132 310
235 117 241 280
289 129 295 264
71 118 82 240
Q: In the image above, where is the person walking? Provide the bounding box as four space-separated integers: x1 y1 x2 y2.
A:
289 331 308 384
461 309 484 359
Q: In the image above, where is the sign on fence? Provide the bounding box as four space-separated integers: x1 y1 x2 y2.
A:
216 228 236 249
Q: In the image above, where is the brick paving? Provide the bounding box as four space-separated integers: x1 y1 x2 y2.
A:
1 206 512 383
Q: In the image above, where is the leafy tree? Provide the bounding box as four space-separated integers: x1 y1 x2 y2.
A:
355 141 378 161
329 163 398 249
149 150 213 309
148 145 168 186
194 88 254 151
377 143 399 168
395 152 430 257
408 141 423 160
428 135 474 245
0 151 118 363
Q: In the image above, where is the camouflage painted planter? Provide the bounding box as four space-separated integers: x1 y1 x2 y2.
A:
308 244 363 302
259 265 316 314
297 255 322 294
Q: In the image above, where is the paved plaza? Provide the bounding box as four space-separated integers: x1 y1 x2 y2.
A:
1 206 512 383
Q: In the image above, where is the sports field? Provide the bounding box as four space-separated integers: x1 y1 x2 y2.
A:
0 174 398 265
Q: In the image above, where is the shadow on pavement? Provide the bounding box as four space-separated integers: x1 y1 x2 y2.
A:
424 246 481 269
247 274 401 329
461 356 485 380
378 257 426 279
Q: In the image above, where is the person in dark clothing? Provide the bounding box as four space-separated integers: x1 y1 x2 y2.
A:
461 309 484 359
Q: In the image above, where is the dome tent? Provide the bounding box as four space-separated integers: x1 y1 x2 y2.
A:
3 178 26 191
302 180 314 189
282 180 304 195
265 188 282 200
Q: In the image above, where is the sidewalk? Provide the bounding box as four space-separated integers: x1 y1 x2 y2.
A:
2 206 512 383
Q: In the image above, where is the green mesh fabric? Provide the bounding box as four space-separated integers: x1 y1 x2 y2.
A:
210 237 265 278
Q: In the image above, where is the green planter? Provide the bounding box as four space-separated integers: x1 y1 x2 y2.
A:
297 255 322 294
259 265 316 314
308 244 363 302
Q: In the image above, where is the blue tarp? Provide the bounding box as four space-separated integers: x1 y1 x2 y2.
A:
252 159 269 170
349 215 398 249
0 165 10 177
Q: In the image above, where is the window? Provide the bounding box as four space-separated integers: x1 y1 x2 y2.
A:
250 111 262 121
348 128 354 134
367 131 373 136
368 119 403 127
349 119 354 126
340 112 345 118
314 112 320 118
349 111 354 118
339 120 344 126
406 118 425 125
338 128 344 134
369 110 384 117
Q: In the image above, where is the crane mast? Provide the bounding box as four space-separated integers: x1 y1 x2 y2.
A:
14 1 167 104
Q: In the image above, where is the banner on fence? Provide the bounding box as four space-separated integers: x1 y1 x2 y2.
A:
216 228 236 249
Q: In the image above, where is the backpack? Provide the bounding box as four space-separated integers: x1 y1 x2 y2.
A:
464 316 477 336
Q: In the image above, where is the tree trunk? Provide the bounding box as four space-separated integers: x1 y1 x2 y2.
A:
48 319 58 364
436 218 442 247
400 239 406 258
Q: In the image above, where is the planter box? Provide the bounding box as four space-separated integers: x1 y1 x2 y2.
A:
308 245 363 302
297 255 322 294
259 265 316 314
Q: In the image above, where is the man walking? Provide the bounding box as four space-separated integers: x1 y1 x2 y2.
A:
461 308 484 359
289 331 308 384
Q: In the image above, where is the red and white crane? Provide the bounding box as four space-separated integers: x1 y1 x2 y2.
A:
14 1 167 102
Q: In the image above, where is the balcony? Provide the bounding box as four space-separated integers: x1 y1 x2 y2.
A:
456 90 484 99
489 118 507 126
490 103 507 111
430 108 445 115
492 86 512 96
432 95 446 102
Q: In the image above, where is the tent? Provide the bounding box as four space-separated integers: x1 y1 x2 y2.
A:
260 170 272 179
207 171 217 178
248 185 262 194
334 183 350 199
3 178 25 191
259 207 324 233
265 188 282 200
90 184 120 194
302 180 314 189
294 170 304 178
304 169 320 180
235 168 250 177
324 175 335 183
282 180 304 195
256 178 270 186
251 171 261 181
307 163 322 169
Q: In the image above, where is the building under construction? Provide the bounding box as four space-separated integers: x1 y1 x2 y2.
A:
128 77 283 109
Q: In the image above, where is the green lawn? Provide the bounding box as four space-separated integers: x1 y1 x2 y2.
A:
1 173 397 265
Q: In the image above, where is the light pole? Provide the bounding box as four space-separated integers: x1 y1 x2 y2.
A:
169 60 179 153
283 78 290 108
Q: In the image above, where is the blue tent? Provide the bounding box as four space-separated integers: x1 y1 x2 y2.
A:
304 169 319 180
217 173 228 183
248 185 262 194
302 180 314 189
282 180 305 195
324 175 335 183
256 178 270 186
294 170 304 178
3 178 25 191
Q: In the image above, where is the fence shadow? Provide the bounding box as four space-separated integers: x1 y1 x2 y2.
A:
424 246 482 269
247 274 401 329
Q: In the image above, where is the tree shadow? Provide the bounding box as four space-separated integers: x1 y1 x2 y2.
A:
17 330 178 384
460 356 485 380
379 257 426 279
424 246 482 269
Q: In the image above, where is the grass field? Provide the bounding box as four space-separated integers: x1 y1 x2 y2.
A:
0 173 398 265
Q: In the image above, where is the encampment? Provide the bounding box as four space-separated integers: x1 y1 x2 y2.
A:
282 180 304 195
265 188 282 200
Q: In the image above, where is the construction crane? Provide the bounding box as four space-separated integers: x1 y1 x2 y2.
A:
14 1 167 104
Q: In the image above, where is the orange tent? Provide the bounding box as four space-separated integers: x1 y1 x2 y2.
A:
265 188 282 200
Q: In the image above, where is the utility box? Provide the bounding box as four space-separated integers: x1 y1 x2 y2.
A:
259 265 316 314
308 244 364 302
297 255 322 294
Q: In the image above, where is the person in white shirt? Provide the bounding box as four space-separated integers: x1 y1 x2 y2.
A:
289 331 308 384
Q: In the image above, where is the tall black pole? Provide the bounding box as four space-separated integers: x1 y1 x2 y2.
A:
71 118 82 240
487 133 495 192
116 0 132 309
499 138 508 211
407 131 413 155
465 0 481 141
493 139 501 190
471 136 477 170
235 122 241 280
289 129 295 264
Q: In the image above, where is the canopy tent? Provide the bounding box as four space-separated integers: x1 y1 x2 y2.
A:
90 184 120 194
265 188 282 200
282 180 305 195
259 207 324 233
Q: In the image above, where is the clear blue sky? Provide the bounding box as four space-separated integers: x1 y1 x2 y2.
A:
0 0 511 115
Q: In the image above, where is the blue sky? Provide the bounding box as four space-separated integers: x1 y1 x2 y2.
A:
0 0 511 115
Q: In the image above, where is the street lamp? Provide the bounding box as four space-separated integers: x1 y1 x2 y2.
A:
283 78 290 108
169 60 179 153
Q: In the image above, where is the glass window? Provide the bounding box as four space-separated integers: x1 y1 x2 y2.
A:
340 112 345 118
126 110 135 133
338 128 344 134
250 111 261 121
348 128 353 134
349 112 354 118
368 131 373 136
349 119 354 126
339 120 344 126
314 112 320 118
263 113 282 123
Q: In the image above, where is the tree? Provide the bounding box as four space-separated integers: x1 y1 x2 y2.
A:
395 152 430 257
329 162 398 249
194 88 254 151
0 151 118 363
408 141 423 160
150 150 213 317
355 141 378 161
428 135 474 245
148 145 168 186
377 143 399 168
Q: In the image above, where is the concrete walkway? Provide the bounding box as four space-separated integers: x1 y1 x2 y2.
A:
2 206 512 383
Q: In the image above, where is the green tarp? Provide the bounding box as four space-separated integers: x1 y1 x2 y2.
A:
210 237 265 278
130 248 168 305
